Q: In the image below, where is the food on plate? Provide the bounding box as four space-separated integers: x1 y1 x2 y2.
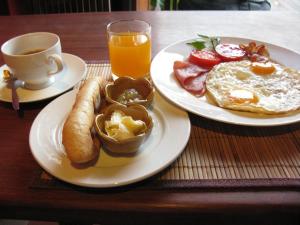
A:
95 103 153 154
116 88 143 105
173 35 300 114
215 43 246 62
174 36 250 97
250 62 275 75
105 76 154 108
186 34 220 50
188 49 221 69
62 77 101 163
239 41 270 62
173 61 208 96
105 110 147 141
206 60 300 114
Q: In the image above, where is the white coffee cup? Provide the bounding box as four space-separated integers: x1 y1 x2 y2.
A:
1 32 64 90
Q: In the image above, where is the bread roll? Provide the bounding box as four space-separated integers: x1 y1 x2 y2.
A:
62 77 101 163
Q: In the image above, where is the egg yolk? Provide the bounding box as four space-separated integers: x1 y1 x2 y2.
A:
251 62 275 75
229 90 258 104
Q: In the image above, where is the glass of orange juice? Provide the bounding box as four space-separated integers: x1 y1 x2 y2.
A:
107 20 151 78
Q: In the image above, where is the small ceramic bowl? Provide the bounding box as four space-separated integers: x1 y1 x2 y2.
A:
94 103 153 154
105 76 154 108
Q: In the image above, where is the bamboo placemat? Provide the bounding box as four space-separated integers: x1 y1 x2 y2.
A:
31 62 300 190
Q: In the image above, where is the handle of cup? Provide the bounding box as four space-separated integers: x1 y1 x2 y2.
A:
47 54 64 76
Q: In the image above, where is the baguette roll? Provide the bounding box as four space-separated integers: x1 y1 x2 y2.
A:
62 77 101 163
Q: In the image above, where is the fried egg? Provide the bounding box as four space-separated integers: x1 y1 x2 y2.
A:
206 60 300 114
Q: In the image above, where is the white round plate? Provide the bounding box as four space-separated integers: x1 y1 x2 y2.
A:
0 53 86 103
29 90 191 188
151 37 300 126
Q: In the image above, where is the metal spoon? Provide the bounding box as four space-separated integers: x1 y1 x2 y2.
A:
3 70 22 110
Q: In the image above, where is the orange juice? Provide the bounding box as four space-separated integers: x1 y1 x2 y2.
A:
108 32 151 78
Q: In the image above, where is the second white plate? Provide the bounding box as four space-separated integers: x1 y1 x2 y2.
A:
151 37 300 126
29 90 191 188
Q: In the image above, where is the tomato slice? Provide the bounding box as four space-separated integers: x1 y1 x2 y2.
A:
188 50 221 69
215 44 246 61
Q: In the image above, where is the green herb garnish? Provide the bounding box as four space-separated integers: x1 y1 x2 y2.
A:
187 34 220 50
186 41 206 50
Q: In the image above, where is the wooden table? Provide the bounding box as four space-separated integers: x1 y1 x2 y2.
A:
0 11 300 225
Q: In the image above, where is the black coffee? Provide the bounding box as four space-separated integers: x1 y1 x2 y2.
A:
21 49 45 55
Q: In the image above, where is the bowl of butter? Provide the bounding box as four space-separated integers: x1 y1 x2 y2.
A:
94 103 153 154
105 77 154 108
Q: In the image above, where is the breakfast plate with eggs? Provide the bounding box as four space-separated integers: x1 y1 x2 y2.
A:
150 36 300 126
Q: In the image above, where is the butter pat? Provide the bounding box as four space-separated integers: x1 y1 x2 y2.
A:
105 110 147 141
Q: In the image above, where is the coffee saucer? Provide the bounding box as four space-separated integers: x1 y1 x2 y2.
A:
0 53 86 103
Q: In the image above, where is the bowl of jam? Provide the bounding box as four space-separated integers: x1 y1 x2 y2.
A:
105 77 154 108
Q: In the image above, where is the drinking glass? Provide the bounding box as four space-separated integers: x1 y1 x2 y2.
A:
107 20 151 78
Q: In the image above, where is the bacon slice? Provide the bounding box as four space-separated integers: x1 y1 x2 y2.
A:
173 60 208 96
183 73 208 96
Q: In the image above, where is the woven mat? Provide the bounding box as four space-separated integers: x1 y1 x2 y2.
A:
31 62 300 190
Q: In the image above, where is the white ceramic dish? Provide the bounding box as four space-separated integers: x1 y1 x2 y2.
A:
29 90 191 188
151 37 300 127
0 53 86 103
